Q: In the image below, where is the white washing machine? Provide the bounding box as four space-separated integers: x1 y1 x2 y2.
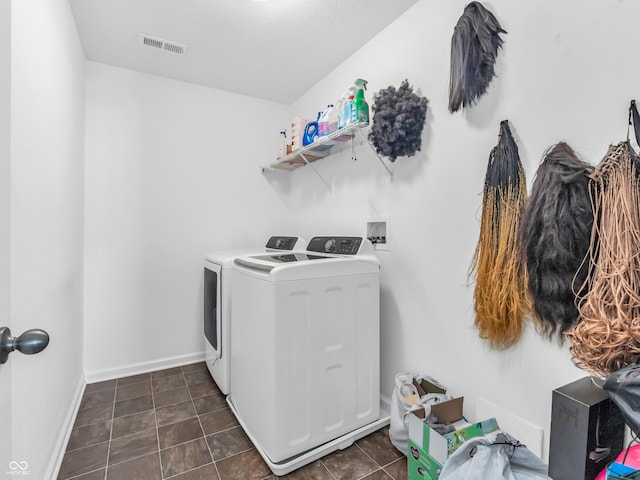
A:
204 236 305 395
228 236 383 474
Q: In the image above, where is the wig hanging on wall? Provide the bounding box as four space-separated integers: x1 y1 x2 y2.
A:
565 141 640 377
470 120 529 350
518 143 594 341
368 79 429 162
449 1 506 113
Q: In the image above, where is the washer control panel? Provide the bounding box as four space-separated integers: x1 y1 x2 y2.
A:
307 236 363 255
265 236 301 251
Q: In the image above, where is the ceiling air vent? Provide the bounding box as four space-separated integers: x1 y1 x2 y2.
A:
138 33 187 56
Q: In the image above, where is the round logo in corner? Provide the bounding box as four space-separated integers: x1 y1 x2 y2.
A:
7 460 31 476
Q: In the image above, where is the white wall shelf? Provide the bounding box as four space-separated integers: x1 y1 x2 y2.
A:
260 122 392 191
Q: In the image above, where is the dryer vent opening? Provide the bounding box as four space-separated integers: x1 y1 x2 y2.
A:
138 33 188 56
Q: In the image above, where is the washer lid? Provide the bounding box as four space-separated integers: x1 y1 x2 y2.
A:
205 236 306 265
234 253 335 272
233 253 378 280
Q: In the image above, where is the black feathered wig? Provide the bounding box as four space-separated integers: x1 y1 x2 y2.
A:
449 2 506 113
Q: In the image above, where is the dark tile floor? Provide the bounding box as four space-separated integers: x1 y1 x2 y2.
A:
57 362 407 480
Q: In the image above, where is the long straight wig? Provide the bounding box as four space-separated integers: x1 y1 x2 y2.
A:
449 1 506 113
519 143 594 341
566 142 640 377
470 120 529 349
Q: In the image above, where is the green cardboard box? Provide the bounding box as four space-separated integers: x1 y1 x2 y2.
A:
407 397 500 480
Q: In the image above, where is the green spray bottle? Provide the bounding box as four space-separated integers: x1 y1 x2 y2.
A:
353 78 369 124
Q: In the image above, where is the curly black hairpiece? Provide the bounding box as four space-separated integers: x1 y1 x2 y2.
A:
449 2 506 113
368 79 428 162
519 143 594 341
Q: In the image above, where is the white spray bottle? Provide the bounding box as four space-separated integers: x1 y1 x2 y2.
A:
338 87 356 129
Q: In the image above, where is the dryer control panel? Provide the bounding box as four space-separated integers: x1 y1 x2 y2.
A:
307 236 363 255
265 236 301 251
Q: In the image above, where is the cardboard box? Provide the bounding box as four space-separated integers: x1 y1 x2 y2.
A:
407 396 500 480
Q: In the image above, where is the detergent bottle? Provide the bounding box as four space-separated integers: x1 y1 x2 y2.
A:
318 105 333 137
353 79 369 124
302 112 322 146
328 100 340 134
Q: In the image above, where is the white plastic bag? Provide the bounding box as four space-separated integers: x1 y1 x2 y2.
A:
439 431 551 480
389 372 449 455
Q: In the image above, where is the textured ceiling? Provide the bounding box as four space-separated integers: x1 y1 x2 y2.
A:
69 0 419 104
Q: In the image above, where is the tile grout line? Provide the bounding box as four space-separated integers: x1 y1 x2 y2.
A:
352 442 386 480
318 457 338 480
163 463 217 480
318 457 341 480
72 391 117 431
213 443 253 463
64 437 110 455
150 372 165 480
361 429 405 480
63 466 105 480
380 456 404 480
103 380 118 480
184 364 223 480
158 368 219 479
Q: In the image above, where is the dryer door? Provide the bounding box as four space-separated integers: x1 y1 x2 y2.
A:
204 263 222 356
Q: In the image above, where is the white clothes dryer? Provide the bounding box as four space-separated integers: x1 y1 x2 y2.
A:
228 236 382 474
204 236 305 395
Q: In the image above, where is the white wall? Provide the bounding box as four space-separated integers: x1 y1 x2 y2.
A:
285 0 640 459
0 0 12 471
83 62 292 377
10 0 85 477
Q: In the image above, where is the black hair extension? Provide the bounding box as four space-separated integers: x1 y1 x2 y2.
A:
519 142 594 341
449 1 506 113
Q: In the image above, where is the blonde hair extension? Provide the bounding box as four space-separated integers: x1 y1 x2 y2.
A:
470 121 530 349
566 142 640 377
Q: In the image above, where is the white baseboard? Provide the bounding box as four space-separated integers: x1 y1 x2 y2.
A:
380 393 391 414
476 397 544 459
46 375 86 480
84 351 206 384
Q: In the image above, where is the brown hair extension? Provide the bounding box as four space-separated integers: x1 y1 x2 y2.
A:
565 142 640 377
470 121 529 349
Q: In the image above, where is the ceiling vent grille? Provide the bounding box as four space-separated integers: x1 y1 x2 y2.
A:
138 33 187 56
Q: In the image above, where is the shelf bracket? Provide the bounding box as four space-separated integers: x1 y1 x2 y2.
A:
299 152 332 192
355 128 393 180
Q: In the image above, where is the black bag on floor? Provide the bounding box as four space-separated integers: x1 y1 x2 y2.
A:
604 362 640 436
